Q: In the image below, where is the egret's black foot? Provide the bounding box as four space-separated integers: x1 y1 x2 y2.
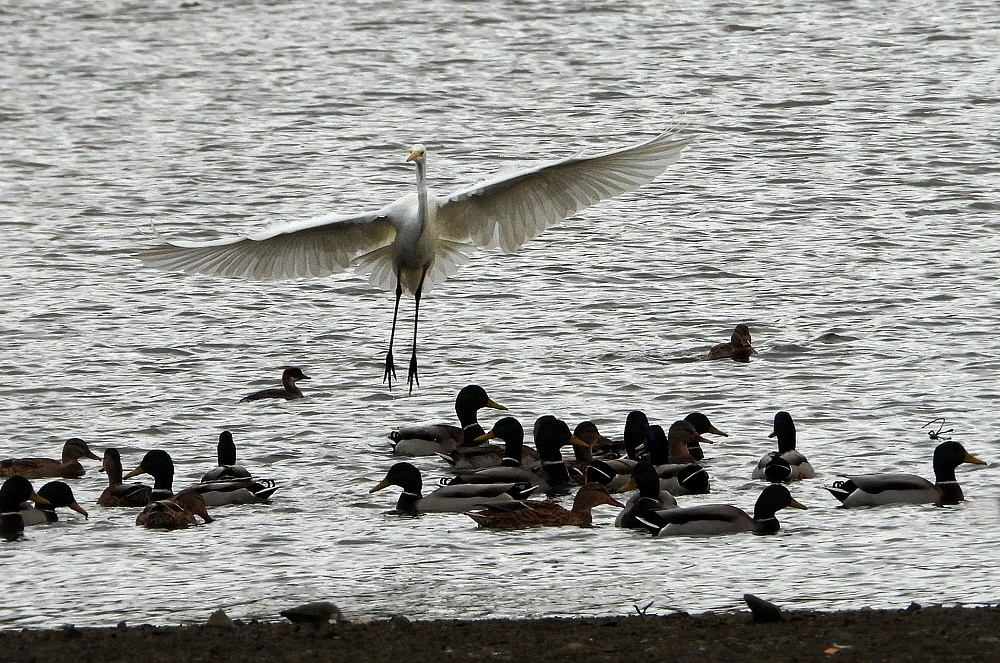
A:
383 350 397 390
406 354 419 394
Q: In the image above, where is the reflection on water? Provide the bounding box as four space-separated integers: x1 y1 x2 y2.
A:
2 0 1000 629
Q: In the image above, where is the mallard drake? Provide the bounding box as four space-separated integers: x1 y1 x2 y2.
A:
580 412 648 492
200 431 253 482
369 461 532 515
437 416 539 470
136 489 213 529
441 417 537 484
239 366 310 402
683 412 728 461
615 461 678 528
19 481 89 525
753 411 815 481
637 484 806 536
127 449 278 507
97 448 153 507
530 416 591 495
389 384 507 456
1 438 101 479
585 415 714 493
707 323 758 361
1 476 49 541
466 482 624 529
826 441 986 507
643 423 711 495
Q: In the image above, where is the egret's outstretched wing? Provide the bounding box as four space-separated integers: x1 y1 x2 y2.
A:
139 210 396 280
436 132 693 252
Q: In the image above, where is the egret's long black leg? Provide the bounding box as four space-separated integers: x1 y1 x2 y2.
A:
383 273 403 390
406 268 428 394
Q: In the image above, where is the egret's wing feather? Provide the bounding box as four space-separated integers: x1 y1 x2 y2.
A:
139 210 396 280
437 132 693 252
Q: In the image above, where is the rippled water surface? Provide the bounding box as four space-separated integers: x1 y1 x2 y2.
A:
2 0 1000 629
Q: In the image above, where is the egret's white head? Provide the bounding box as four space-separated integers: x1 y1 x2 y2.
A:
406 145 426 163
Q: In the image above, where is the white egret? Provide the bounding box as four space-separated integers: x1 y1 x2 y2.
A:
140 131 694 392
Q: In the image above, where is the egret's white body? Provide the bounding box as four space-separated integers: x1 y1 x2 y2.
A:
140 132 694 391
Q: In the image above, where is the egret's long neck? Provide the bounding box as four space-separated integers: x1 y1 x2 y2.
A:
414 160 428 229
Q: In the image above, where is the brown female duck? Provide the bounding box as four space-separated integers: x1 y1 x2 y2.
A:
1 438 101 479
466 482 624 529
97 448 153 507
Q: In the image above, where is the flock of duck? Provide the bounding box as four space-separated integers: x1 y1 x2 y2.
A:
368 384 989 534
1 371 988 542
0 431 279 540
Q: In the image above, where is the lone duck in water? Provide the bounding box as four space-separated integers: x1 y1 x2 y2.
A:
707 324 758 361
1 438 101 479
826 441 986 507
239 367 310 402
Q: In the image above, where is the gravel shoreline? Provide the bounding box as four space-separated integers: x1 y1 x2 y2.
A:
2 605 999 663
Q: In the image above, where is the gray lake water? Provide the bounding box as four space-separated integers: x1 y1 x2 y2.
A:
2 0 1000 629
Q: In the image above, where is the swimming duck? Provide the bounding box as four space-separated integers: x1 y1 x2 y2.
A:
574 420 618 457
826 441 986 507
126 449 278 507
445 416 588 492
369 461 533 515
583 414 712 493
0 438 101 479
637 484 806 536
529 416 591 495
615 461 678 528
19 481 89 525
97 448 153 507
580 411 649 491
437 416 539 470
643 423 711 495
239 367 310 402
1 476 49 541
200 431 253 482
389 384 507 456
565 421 617 476
136 489 214 529
465 482 624 529
440 417 537 480
753 411 815 481
707 323 758 361
683 412 728 461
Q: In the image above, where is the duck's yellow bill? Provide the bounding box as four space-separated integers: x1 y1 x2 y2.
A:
369 479 392 494
474 431 497 443
486 399 507 411
124 465 145 480
965 452 987 465
68 501 89 518
789 499 808 510
30 492 50 506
